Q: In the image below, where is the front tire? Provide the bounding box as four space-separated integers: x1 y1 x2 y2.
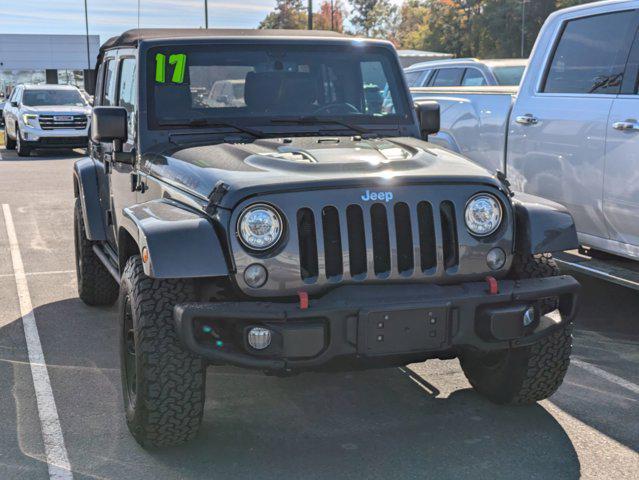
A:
119 256 206 448
461 253 572 405
74 198 119 305
15 128 31 157
4 123 16 150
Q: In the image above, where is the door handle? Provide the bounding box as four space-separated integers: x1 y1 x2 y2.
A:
515 114 539 125
612 120 639 131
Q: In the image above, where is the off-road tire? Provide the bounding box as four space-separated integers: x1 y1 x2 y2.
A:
4 124 16 150
15 128 31 157
74 198 119 305
119 256 206 448
461 253 572 405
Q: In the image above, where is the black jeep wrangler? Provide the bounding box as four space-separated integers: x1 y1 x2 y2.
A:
74 29 580 448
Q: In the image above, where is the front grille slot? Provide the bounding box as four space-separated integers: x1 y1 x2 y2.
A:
440 201 459 269
38 115 88 130
346 205 367 277
321 206 343 278
417 201 437 271
370 203 391 275
394 202 414 273
297 208 318 280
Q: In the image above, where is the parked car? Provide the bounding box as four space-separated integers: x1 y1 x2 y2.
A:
411 0 639 262
404 58 527 88
0 92 5 128
74 28 579 448
2 84 91 156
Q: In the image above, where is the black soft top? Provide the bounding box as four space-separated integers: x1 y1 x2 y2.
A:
100 28 350 53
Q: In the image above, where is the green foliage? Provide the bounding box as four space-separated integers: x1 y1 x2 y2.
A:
348 0 399 38
259 0 307 29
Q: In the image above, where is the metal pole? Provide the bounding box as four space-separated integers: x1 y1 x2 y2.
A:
331 0 334 31
205 0 209 28
308 0 313 30
521 0 526 57
84 0 91 70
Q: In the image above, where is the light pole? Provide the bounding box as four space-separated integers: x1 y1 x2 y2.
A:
83 0 91 70
330 0 334 31
308 0 313 30
520 0 527 58
205 0 209 28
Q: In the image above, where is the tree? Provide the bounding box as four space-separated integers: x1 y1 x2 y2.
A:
315 0 346 32
259 0 307 29
348 0 399 38
395 0 431 50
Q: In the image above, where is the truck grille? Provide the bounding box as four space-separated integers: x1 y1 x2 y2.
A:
297 200 459 281
38 115 88 130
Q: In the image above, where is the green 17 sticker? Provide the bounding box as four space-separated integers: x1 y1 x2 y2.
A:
155 53 187 83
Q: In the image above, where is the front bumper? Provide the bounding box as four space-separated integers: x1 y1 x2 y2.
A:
174 275 579 372
20 125 88 148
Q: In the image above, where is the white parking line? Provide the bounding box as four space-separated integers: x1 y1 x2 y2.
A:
2 204 73 480
0 270 75 279
572 359 639 395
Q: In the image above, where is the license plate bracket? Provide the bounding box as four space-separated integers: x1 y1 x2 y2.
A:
358 306 448 356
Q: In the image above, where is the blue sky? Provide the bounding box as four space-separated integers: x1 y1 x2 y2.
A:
0 0 403 44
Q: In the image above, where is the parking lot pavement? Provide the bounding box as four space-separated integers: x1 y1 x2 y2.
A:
0 147 637 480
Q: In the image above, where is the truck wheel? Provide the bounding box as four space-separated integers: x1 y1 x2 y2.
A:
119 256 206 448
460 253 571 405
4 125 16 150
15 128 31 157
74 198 119 306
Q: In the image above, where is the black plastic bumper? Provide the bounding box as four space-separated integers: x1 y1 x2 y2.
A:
174 276 579 372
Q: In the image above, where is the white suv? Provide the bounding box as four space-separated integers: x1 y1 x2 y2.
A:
2 84 91 157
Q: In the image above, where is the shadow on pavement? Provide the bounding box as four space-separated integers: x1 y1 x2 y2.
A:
0 148 86 161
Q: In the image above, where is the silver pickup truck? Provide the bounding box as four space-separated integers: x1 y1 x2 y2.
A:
412 0 639 263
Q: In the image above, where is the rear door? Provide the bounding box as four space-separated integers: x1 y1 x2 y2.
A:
507 9 638 242
429 68 465 87
602 27 639 252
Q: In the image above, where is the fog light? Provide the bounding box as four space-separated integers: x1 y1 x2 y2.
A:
523 307 536 327
486 247 506 270
248 327 272 350
244 264 268 288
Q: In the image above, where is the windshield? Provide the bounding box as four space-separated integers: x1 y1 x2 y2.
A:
491 65 526 86
22 89 86 107
148 44 411 129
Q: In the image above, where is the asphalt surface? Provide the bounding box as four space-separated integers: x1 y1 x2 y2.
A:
0 147 637 480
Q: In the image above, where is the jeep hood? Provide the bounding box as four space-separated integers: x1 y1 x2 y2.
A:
145 136 502 209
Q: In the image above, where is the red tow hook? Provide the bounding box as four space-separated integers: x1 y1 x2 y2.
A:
485 276 499 295
298 291 309 310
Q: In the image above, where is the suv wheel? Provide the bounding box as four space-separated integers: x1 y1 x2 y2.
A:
120 256 206 448
74 198 119 305
15 128 31 157
460 253 572 405
4 123 16 150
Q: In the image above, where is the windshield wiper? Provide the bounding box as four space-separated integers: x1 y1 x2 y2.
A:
270 116 377 136
159 119 265 138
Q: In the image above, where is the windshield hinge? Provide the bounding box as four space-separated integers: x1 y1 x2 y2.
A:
206 181 229 216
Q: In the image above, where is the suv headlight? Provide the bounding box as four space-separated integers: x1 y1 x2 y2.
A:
22 114 37 127
465 194 502 237
238 204 283 251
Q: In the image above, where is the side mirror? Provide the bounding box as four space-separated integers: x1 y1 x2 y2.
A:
415 101 440 139
91 106 127 144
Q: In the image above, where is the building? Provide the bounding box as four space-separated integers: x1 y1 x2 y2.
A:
0 34 100 95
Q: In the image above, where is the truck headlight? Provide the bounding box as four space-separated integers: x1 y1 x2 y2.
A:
238 204 283 251
465 194 502 237
22 114 38 127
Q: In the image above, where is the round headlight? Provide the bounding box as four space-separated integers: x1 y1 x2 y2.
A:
238 204 283 251
465 194 502 237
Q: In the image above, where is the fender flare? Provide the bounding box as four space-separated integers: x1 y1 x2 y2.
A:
73 157 107 241
512 192 578 255
119 199 229 279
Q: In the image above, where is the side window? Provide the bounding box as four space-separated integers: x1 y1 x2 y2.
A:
462 68 487 86
361 60 391 114
418 69 432 86
404 71 421 87
94 63 106 106
543 10 636 94
431 68 464 87
102 59 117 106
118 58 137 116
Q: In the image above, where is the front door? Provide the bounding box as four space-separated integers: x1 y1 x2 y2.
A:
507 9 638 243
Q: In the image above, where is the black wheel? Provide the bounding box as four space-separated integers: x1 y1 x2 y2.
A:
119 256 206 448
15 128 31 157
74 198 119 305
460 253 572 405
4 124 16 150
